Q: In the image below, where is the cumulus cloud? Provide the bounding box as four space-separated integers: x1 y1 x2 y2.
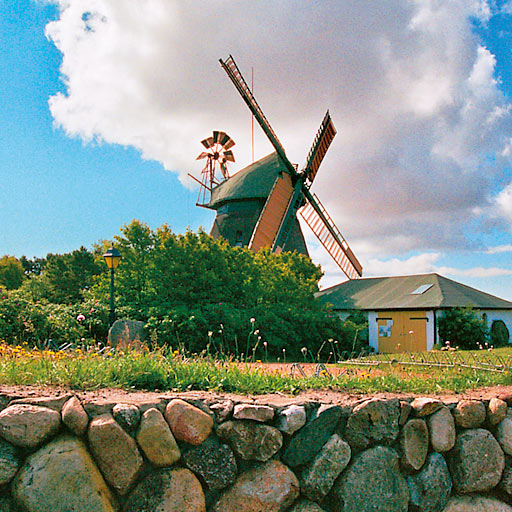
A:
45 0 512 267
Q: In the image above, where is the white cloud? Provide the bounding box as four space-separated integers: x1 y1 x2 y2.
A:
485 244 512 253
45 0 512 258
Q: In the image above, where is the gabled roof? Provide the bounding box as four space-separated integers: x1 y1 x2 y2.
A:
316 273 512 310
207 152 288 209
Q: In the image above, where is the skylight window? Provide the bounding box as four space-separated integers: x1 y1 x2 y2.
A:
411 284 433 295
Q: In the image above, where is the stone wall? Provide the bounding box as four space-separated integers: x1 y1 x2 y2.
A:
1 392 512 511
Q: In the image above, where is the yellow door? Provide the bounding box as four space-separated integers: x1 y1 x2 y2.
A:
377 312 403 353
377 311 428 353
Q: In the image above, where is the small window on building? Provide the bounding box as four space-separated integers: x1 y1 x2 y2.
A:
410 284 433 295
235 230 244 247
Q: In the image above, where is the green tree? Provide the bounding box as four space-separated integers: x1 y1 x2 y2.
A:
0 256 25 290
33 247 102 303
438 306 488 350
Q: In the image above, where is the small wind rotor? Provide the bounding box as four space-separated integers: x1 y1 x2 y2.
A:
190 131 235 207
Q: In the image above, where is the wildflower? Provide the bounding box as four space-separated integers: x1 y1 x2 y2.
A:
208 331 213 337
76 314 85 322
301 347 307 355
263 341 268 347
250 318 255 323
254 329 260 335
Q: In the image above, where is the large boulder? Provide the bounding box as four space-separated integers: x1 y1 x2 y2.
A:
332 446 409 512
443 496 512 512
217 420 282 461
407 452 452 512
213 460 299 512
136 407 181 467
165 399 213 446
452 399 486 429
427 406 455 453
12 435 116 512
108 319 147 349
183 436 237 490
275 405 307 435
88 414 143 495
400 419 428 472
0 404 61 449
61 397 89 437
282 405 343 467
300 434 351 501
344 398 400 451
448 428 504 493
123 468 205 512
496 416 512 455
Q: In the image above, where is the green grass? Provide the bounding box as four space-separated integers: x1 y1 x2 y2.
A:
0 343 511 394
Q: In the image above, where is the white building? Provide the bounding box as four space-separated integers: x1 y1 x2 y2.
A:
316 273 512 353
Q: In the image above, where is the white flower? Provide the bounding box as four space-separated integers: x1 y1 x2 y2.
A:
250 318 255 323
208 331 213 337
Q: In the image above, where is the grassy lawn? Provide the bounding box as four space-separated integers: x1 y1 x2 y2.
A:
1 341 511 395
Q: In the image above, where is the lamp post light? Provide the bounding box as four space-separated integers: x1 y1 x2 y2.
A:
103 247 122 327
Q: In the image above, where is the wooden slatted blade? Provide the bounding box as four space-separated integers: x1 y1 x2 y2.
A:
249 172 295 252
303 111 337 184
220 55 297 177
201 136 214 149
299 192 362 279
196 152 210 160
223 150 235 162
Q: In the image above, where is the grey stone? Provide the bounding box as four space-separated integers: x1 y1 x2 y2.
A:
210 400 233 422
399 400 412 427
443 495 512 512
276 405 307 435
213 460 299 512
281 405 342 467
400 418 428 472
499 456 512 495
300 434 351 501
332 446 409 512
112 403 141 433
489 398 508 426
12 435 116 512
497 416 512 455
427 406 455 453
88 414 143 495
0 438 19 485
453 399 486 428
410 398 443 417
136 408 181 467
108 319 147 349
217 420 282 461
61 396 88 437
448 428 504 493
344 398 400 451
0 404 61 449
233 404 274 422
183 437 237 490
407 452 452 512
123 468 205 512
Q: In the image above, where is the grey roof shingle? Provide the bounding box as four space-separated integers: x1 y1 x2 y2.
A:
316 273 512 310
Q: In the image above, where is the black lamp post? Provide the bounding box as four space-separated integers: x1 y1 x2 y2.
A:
103 247 122 327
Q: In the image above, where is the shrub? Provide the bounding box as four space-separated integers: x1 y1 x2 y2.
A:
490 319 510 347
438 306 488 350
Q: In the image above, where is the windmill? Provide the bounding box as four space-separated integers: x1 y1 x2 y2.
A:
190 131 236 206
203 55 362 280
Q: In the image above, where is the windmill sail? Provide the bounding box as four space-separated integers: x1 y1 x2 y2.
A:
299 192 362 279
220 55 297 176
249 172 295 252
303 111 337 185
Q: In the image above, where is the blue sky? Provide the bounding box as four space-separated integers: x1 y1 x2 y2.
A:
1 1 512 299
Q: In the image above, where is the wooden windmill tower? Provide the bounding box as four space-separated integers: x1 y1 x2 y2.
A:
197 55 363 280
